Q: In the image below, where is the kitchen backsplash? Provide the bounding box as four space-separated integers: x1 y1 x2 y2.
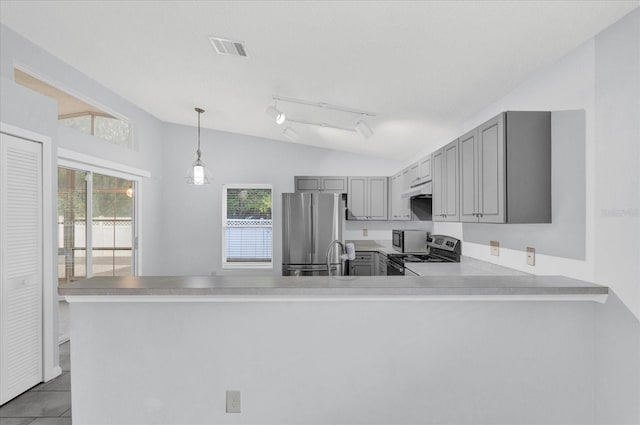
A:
344 220 433 241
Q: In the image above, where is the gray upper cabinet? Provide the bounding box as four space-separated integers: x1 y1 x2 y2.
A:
406 162 420 187
348 177 367 219
460 128 478 222
432 139 460 222
295 176 347 193
460 111 551 223
477 114 506 223
460 118 506 223
390 172 411 220
417 156 431 183
347 176 388 220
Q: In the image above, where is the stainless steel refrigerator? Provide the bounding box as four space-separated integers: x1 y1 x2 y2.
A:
282 192 345 276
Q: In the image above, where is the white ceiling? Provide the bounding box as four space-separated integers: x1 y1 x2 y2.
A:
1 1 638 160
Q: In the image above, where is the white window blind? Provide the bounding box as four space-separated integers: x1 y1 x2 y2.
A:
222 185 273 268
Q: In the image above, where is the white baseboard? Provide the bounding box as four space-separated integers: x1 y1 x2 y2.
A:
44 366 62 382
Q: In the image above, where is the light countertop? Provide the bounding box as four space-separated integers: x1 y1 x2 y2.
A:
58 274 607 302
406 256 530 277
346 240 397 254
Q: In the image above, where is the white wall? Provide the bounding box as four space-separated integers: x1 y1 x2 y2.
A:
2 9 640 422
0 24 166 275
593 7 640 327
0 76 60 380
159 122 403 276
434 7 640 321
423 10 640 424
446 38 597 281
592 9 640 423
0 24 167 380
344 219 433 242
71 299 596 425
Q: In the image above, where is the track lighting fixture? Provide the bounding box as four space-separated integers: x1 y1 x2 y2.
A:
266 105 286 125
267 96 376 139
355 120 374 139
185 107 212 185
283 126 300 142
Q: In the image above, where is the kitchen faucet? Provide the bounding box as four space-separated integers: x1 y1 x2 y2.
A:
325 240 347 276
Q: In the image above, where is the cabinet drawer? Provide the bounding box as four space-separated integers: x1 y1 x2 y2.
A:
354 252 374 262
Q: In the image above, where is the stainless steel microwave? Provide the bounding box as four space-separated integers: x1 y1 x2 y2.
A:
392 229 428 253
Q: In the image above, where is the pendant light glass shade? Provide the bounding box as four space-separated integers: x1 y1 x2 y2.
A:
186 158 212 185
185 107 212 185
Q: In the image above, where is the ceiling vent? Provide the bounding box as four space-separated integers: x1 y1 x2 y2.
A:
208 36 248 57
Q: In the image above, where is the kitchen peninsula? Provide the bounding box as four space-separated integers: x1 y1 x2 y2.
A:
60 275 607 424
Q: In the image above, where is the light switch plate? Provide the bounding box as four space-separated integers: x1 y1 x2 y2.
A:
226 390 241 413
527 247 535 266
363 228 368 237
490 240 500 256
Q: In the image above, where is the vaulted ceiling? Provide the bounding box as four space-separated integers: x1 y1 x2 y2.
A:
1 1 637 160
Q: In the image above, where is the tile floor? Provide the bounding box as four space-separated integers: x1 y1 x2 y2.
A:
0 342 72 425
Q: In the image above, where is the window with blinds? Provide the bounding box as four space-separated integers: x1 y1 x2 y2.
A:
222 185 273 268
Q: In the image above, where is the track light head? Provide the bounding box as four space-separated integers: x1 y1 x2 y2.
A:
283 126 300 142
355 120 373 139
266 105 286 125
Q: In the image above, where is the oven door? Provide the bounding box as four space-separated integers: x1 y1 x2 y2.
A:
386 258 404 276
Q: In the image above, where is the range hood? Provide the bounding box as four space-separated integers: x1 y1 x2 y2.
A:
401 180 432 199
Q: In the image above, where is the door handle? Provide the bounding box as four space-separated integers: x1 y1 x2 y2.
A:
310 200 314 256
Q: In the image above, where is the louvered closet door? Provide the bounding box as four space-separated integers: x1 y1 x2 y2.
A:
0 133 43 405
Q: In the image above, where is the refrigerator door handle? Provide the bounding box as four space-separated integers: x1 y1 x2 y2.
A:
310 196 315 255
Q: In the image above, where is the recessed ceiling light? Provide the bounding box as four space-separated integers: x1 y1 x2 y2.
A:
208 36 248 57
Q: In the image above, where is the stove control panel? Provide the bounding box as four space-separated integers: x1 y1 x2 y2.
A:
427 235 461 253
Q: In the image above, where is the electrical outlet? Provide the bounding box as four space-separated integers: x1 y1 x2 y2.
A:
363 228 368 237
226 390 241 413
490 240 500 256
527 247 535 266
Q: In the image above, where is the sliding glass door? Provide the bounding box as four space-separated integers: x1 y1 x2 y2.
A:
58 166 136 283
91 174 134 277
58 167 87 283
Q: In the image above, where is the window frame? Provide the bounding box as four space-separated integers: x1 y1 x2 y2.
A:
14 64 134 149
58 149 149 277
221 184 274 270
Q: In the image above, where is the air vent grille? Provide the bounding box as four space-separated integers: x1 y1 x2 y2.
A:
208 36 248 57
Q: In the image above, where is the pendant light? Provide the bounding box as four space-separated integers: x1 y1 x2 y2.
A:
185 107 212 185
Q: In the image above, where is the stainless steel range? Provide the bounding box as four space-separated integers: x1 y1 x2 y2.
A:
386 235 461 276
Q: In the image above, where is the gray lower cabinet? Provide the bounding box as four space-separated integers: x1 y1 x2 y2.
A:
295 176 347 193
375 252 387 276
349 252 375 276
404 267 419 277
347 176 388 220
460 111 551 223
432 139 460 221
